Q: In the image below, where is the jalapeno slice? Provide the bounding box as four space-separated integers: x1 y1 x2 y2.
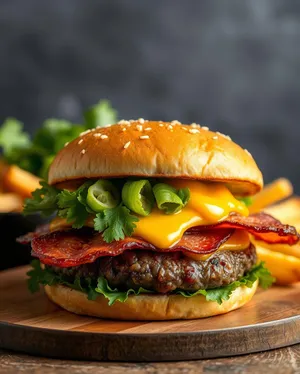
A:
87 180 120 212
153 183 184 214
122 180 154 216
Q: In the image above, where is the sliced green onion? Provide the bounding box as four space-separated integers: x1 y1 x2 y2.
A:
87 180 120 212
153 183 185 214
122 180 154 216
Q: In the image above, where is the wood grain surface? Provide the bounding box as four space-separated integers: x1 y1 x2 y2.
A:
1 346 300 374
1 266 300 362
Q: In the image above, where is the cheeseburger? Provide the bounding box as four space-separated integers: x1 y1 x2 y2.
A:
19 120 299 320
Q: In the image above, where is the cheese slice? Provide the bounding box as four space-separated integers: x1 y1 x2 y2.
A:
50 180 249 249
133 180 248 248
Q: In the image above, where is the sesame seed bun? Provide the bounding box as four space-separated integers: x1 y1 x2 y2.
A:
48 120 263 196
44 280 258 321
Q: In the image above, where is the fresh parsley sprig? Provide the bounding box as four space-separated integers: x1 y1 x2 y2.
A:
23 180 139 243
23 181 59 217
23 178 190 243
57 182 94 229
94 205 139 242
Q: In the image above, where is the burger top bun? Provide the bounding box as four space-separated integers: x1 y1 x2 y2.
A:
49 120 263 196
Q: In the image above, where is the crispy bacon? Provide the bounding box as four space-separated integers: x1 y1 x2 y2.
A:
17 224 50 245
19 212 299 268
201 212 299 245
31 228 234 267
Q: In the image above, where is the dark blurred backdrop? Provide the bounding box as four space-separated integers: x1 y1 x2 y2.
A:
0 0 299 190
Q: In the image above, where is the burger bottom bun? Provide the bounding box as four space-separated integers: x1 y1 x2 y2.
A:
44 280 258 321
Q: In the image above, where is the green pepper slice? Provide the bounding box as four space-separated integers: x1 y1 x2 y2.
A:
122 180 154 216
153 183 186 214
87 180 120 212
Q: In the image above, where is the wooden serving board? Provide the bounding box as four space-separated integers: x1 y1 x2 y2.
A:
1 266 300 362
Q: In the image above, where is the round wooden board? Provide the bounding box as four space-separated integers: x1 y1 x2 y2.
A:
1 266 300 362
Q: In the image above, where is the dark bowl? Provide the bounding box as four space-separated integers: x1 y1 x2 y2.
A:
0 213 49 270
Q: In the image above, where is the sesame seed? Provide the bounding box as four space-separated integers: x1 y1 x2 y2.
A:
80 129 91 136
93 133 102 137
118 120 130 125
122 128 127 132
104 124 111 128
159 123 164 127
171 120 181 125
100 134 108 139
78 139 83 145
216 131 232 141
139 135 150 139
145 127 152 131
81 149 86 155
138 118 145 124
136 124 143 131
245 149 252 157
167 125 173 131
191 123 200 128
189 129 200 134
181 127 188 131
64 142 69 147
212 136 218 140
123 141 131 149
202 126 209 131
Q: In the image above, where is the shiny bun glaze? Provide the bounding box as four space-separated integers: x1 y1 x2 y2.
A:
49 120 263 196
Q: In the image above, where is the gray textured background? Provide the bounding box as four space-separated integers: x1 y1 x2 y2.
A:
0 0 299 191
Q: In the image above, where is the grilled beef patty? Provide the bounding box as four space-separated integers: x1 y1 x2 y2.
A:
49 244 256 293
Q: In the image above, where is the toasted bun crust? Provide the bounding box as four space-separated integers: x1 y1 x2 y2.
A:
49 121 263 196
44 280 258 320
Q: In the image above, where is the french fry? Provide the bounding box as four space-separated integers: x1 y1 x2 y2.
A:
0 193 23 212
3 165 40 198
249 178 293 214
264 197 300 225
256 245 300 285
253 237 300 259
0 159 10 193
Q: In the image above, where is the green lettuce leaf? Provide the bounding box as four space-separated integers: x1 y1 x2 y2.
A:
95 277 152 306
84 100 117 129
0 118 31 157
176 262 275 304
0 100 117 177
27 261 274 306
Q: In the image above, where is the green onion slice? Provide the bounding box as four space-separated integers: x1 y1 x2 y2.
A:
87 180 120 212
122 180 154 216
153 183 186 214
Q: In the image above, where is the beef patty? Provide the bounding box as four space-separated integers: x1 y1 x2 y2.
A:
49 244 256 293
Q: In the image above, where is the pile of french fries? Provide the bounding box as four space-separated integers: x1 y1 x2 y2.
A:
0 160 40 212
250 178 300 285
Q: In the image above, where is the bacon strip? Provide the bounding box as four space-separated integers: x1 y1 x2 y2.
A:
31 228 233 267
201 212 299 245
20 212 299 267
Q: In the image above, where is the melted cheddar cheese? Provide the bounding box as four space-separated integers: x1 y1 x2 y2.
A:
50 180 249 249
133 180 248 248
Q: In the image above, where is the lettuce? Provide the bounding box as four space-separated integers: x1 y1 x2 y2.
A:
27 260 274 306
